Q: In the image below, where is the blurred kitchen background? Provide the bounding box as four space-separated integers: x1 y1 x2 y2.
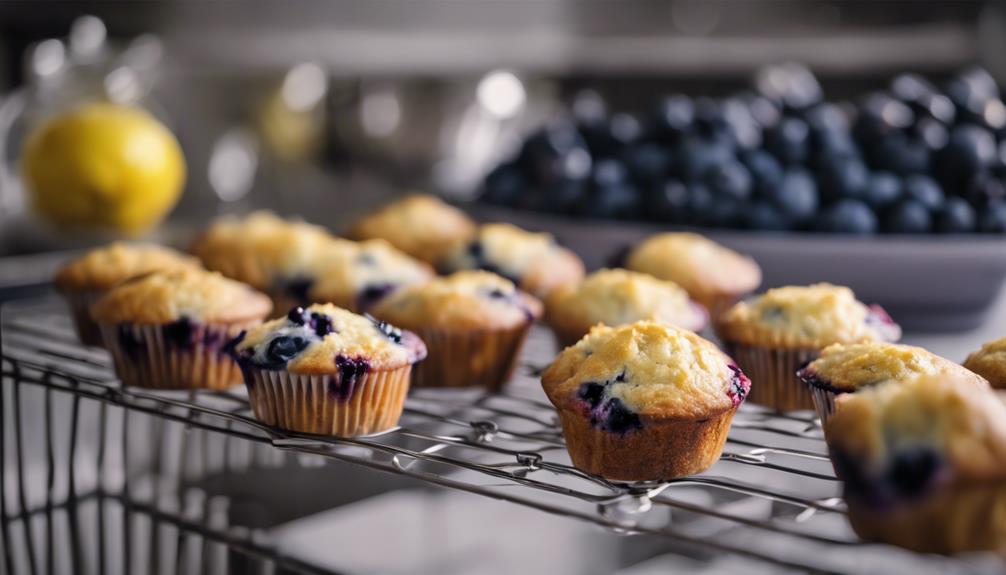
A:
2 0 1006 327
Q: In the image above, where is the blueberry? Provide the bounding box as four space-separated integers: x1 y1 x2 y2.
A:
771 169 819 221
890 73 936 107
964 172 1006 207
591 158 628 189
741 149 783 195
265 336 309 367
369 315 403 344
875 134 930 175
947 67 999 118
813 129 860 166
577 382 605 408
722 97 762 149
676 134 733 180
600 397 642 434
693 97 730 139
647 179 689 222
704 194 743 228
705 160 753 201
687 183 715 224
744 201 790 231
607 113 643 149
913 118 949 150
819 157 869 201
652 94 695 139
482 162 525 206
855 93 914 141
979 201 1006 233
903 175 944 211
805 102 850 134
571 89 607 128
586 183 640 219
935 197 976 233
882 200 932 234
623 143 672 183
309 312 335 338
937 124 997 187
163 317 195 349
332 355 370 401
287 307 307 325
766 117 810 165
817 199 878 234
541 179 588 214
888 448 943 499
520 122 589 183
862 171 903 210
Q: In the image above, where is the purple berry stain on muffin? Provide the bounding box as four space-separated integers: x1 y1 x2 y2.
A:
117 325 146 359
368 314 403 344
727 365 751 407
331 355 370 401
162 317 195 350
831 446 948 510
576 372 643 434
357 283 396 310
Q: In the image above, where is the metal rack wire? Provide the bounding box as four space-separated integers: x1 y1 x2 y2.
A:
1 300 999 575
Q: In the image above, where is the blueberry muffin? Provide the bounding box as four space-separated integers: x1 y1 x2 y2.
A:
826 374 1006 557
541 321 751 481
54 243 202 346
371 271 542 390
545 268 707 348
798 342 987 425
308 239 434 313
347 194 477 264
964 337 1006 389
231 303 426 436
438 223 584 299
624 233 761 316
190 211 350 313
90 268 272 389
717 283 901 411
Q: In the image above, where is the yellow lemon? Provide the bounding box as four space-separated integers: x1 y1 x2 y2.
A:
22 102 186 234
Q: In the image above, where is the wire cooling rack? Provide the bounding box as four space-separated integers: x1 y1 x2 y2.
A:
1 299 1002 575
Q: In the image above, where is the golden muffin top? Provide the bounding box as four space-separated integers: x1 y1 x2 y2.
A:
90 268 272 324
717 283 901 348
624 232 761 302
371 270 542 331
546 268 707 334
55 242 201 292
541 321 749 425
347 194 476 263
438 223 585 298
191 211 346 291
308 239 434 312
800 342 986 392
964 337 1006 390
826 374 1006 492
233 303 426 374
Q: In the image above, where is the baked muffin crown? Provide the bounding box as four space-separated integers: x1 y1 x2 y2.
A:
546 268 706 333
347 194 476 263
541 321 749 422
371 270 542 331
964 336 1006 389
90 268 272 325
233 303 426 374
191 210 346 291
438 223 584 297
624 232 761 302
826 374 1006 506
55 242 201 292
717 283 901 348
799 342 985 393
309 238 434 312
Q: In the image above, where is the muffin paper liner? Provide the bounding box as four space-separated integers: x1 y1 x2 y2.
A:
556 407 737 481
100 321 256 390
243 365 412 436
846 481 1006 557
803 377 844 426
409 323 533 391
721 342 819 411
63 290 105 347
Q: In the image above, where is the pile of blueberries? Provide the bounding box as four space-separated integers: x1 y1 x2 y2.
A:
480 66 1006 234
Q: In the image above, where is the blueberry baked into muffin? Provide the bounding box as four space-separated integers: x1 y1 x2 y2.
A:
826 373 1006 557
190 211 350 313
90 268 272 389
717 283 901 411
371 271 542 390
545 268 707 348
798 342 986 425
54 242 202 346
963 336 1006 389
438 223 585 299
541 321 750 481
347 194 476 264
308 239 434 313
231 303 426 436
624 232 761 317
